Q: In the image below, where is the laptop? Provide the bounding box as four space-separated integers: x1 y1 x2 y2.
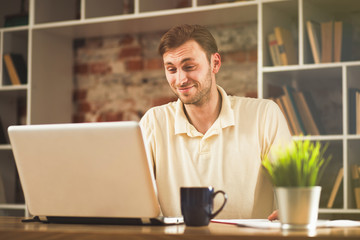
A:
8 121 183 225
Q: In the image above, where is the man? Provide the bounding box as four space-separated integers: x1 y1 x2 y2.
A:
140 24 291 219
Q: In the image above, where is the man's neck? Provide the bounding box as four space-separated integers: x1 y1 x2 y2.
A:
183 88 222 135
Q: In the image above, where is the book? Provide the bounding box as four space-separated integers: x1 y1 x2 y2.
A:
350 164 360 209
282 85 306 135
274 97 295 135
3 0 28 27
348 88 360 134
357 91 360 135
3 53 27 85
274 26 297 66
301 91 325 134
4 13 28 27
333 21 353 62
306 20 321 64
293 91 320 135
321 21 334 63
280 94 301 135
267 33 282 66
327 167 344 208
0 118 7 144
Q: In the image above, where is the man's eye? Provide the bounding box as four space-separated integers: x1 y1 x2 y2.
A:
167 67 176 73
184 65 195 71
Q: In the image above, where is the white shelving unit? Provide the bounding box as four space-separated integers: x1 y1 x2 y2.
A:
259 0 360 218
0 0 359 218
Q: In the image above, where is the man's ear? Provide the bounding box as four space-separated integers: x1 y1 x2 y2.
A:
212 53 221 74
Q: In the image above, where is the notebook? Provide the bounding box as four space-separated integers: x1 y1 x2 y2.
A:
8 121 183 225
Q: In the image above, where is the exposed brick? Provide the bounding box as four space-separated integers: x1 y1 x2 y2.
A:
245 91 258 98
89 62 111 74
78 101 92 112
126 59 144 71
119 47 142 58
85 38 103 48
120 35 134 45
145 58 163 70
97 112 123 122
248 49 257 62
74 64 88 75
73 89 87 101
73 113 85 123
224 50 247 63
152 96 177 107
73 23 258 122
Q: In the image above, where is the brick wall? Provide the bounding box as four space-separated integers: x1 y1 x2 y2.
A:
73 22 257 123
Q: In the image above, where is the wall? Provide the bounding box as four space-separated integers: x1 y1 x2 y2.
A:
73 22 258 122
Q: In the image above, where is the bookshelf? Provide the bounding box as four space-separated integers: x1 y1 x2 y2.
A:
260 0 360 219
0 0 360 218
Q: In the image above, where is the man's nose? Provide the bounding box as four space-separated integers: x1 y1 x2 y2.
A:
176 70 187 85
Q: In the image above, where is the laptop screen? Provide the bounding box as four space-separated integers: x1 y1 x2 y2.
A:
8 121 161 219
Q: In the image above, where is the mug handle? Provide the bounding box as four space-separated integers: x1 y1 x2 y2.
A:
210 190 228 219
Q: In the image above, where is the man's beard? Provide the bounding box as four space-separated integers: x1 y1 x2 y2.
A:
174 70 213 106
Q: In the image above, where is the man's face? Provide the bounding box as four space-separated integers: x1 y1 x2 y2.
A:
163 40 219 106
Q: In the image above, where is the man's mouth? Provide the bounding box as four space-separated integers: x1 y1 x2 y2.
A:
178 85 193 93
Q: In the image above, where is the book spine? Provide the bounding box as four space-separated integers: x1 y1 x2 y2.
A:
327 167 344 208
306 20 321 64
283 86 307 135
274 27 288 66
351 165 360 209
3 54 21 85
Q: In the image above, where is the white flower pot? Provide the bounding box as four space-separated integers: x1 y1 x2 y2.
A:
275 186 321 230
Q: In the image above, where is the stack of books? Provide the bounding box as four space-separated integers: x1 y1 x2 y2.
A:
271 85 323 136
349 88 360 134
327 164 360 209
2 53 27 86
267 26 297 66
306 20 353 64
351 164 360 209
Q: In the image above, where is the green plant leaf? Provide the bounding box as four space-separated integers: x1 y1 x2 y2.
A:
262 139 332 187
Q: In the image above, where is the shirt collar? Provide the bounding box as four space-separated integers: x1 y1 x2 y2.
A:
174 85 235 136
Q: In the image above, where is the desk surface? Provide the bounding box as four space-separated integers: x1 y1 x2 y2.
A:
0 217 360 240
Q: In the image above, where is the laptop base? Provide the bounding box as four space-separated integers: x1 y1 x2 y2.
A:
22 216 182 226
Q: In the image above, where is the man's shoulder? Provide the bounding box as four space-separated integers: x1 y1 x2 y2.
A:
141 101 178 123
146 101 177 115
228 95 276 109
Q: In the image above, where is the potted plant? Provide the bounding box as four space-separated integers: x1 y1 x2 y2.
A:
262 139 331 230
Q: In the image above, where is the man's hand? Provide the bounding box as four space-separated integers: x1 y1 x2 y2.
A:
267 210 278 221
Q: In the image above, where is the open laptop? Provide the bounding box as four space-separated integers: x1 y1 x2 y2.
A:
8 121 183 225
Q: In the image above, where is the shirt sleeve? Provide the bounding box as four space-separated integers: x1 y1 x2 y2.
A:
260 99 292 161
139 110 157 177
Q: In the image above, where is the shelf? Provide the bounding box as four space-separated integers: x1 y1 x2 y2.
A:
0 0 28 29
319 208 360 214
0 85 28 91
34 0 80 24
0 204 25 210
262 0 298 67
139 0 191 13
292 135 345 141
0 145 11 150
0 26 29 32
262 61 360 72
31 2 257 38
85 0 135 18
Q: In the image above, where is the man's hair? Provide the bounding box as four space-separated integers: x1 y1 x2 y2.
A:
158 24 218 60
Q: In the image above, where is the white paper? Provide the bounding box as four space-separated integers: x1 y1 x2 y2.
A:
211 219 360 229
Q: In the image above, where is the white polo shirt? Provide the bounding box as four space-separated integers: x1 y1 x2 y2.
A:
140 86 291 219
